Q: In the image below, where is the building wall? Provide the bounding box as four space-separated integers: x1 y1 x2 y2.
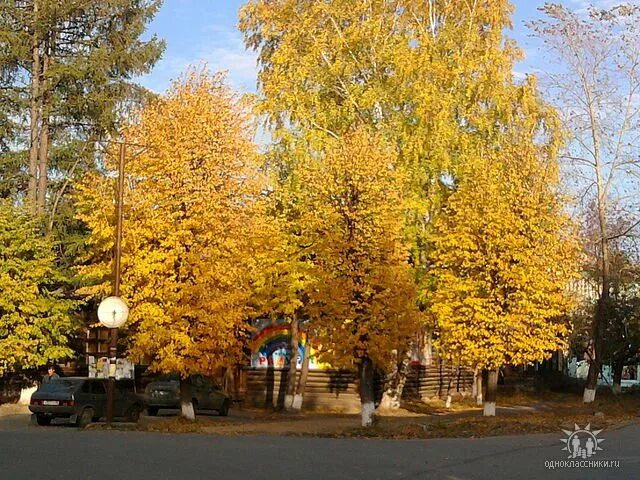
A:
242 362 474 412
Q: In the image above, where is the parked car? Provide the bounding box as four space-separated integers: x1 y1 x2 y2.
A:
29 377 144 427
143 373 231 416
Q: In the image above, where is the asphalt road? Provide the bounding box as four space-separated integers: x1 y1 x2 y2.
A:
1 414 639 480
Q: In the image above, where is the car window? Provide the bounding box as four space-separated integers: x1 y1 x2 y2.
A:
191 375 203 387
38 380 80 393
81 382 91 394
92 381 106 395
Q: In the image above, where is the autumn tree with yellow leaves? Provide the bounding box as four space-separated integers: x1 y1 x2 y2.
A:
251 192 318 411
297 129 422 426
76 71 263 419
240 0 523 249
428 79 580 416
240 0 537 409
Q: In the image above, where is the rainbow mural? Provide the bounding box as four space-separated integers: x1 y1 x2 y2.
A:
250 322 323 369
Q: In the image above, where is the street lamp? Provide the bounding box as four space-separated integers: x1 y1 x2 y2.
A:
97 296 129 423
94 139 152 425
97 142 127 426
97 297 129 329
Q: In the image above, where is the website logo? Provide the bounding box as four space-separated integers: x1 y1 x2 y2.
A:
561 424 604 459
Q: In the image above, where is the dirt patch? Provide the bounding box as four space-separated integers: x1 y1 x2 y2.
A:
130 410 362 436
341 414 638 440
341 390 640 439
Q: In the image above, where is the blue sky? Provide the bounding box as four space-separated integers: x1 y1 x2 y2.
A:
138 0 621 94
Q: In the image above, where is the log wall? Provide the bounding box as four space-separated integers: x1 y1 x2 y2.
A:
242 362 473 411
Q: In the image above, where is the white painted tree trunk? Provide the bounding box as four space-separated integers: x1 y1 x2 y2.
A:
612 361 623 395
378 348 412 411
475 370 483 406
181 400 195 421
583 388 596 403
359 356 376 427
284 394 294 410
180 380 196 421
483 369 498 417
292 332 312 412
361 401 375 427
483 402 496 417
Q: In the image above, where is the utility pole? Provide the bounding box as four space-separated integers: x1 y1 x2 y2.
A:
105 142 126 426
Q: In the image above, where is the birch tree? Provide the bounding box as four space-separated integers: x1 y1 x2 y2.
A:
531 3 640 403
240 0 522 408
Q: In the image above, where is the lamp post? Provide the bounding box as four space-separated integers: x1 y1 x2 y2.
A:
97 142 128 426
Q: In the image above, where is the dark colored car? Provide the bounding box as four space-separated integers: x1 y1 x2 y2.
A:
143 373 231 416
29 377 144 427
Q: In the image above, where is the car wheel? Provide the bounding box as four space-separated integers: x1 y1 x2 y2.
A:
146 406 159 416
127 404 142 423
36 415 52 426
218 399 230 417
77 408 94 428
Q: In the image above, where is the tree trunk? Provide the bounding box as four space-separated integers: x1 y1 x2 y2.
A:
292 334 311 411
28 5 41 214
180 379 195 421
37 113 49 215
359 356 375 427
284 317 299 411
584 297 605 403
378 348 411 411
474 368 483 406
223 366 235 397
472 367 477 396
483 369 497 417
48 154 83 232
36 43 51 216
584 83 609 404
612 360 624 395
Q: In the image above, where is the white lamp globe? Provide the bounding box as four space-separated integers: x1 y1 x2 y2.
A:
97 296 129 329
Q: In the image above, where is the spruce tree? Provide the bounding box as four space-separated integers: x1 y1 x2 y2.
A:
0 0 165 219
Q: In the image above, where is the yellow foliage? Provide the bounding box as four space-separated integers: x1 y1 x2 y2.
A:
240 0 525 296
428 81 580 370
296 128 422 369
76 70 264 375
240 0 555 371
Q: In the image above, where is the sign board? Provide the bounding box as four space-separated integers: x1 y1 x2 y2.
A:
88 356 135 380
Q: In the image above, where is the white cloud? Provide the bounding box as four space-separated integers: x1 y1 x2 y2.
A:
139 22 258 95
195 25 258 92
